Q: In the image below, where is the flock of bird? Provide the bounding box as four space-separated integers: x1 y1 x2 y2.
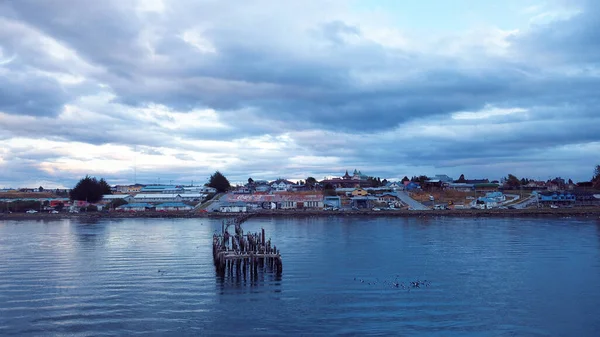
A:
353 276 431 291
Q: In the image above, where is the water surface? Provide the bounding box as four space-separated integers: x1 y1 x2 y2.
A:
1 217 599 336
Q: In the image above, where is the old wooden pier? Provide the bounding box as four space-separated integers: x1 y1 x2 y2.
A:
212 214 282 278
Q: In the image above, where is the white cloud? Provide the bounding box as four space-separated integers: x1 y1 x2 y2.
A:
452 105 528 120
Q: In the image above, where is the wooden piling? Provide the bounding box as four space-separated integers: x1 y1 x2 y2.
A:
212 215 283 280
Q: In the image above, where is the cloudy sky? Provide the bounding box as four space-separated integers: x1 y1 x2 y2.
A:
1 0 599 188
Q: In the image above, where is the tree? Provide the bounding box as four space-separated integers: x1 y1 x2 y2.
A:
456 174 466 183
401 176 410 183
505 174 521 189
69 176 112 203
416 175 428 185
39 186 44 192
568 178 574 185
593 165 600 189
248 177 254 185
323 183 336 196
381 179 388 185
306 177 317 190
109 198 128 209
208 171 231 193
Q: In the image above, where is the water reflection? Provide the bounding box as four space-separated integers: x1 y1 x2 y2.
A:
1 217 600 336
71 220 109 246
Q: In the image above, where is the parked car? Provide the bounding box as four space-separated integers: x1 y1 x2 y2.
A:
26 210 38 214
50 210 59 214
372 208 381 211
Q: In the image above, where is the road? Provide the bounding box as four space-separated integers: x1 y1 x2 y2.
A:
192 193 225 212
512 194 538 209
396 191 429 210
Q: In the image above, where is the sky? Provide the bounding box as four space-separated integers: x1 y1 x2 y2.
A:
1 0 599 188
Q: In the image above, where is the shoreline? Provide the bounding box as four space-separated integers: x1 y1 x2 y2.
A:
2 208 600 221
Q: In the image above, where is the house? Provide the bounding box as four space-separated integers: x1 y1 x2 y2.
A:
114 184 144 193
538 191 576 203
445 183 475 192
385 181 403 190
351 188 368 196
375 193 403 208
351 196 378 209
431 174 454 183
464 179 489 184
423 179 443 189
139 185 183 194
473 197 498 209
178 194 206 201
102 194 134 203
474 183 499 192
219 202 248 213
319 169 375 188
375 193 399 202
270 179 295 192
324 196 342 208
182 186 216 194
223 193 324 209
156 202 193 211
133 193 205 203
404 181 420 191
232 186 252 194
133 194 182 202
117 203 153 211
484 192 506 202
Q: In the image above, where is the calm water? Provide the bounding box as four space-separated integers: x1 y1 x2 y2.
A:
1 217 600 336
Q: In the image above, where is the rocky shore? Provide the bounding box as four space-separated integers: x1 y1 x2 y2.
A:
2 207 600 221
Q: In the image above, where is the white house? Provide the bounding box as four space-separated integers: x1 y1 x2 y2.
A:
156 202 193 211
102 194 134 202
117 203 153 211
133 194 182 202
183 186 217 194
178 194 206 202
133 193 206 203
385 181 404 190
219 202 247 213
270 179 295 192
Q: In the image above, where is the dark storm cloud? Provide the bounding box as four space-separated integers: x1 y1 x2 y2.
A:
2 0 600 186
0 75 68 116
512 0 600 63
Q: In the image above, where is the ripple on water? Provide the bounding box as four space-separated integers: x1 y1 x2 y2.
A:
1 217 600 336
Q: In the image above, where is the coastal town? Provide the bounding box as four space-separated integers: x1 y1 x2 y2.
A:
2 168 600 216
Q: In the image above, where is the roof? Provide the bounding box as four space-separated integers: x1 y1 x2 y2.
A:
156 202 192 207
142 185 179 189
270 179 295 185
375 193 399 198
102 194 131 199
225 193 324 203
179 193 206 198
324 196 341 200
134 194 181 199
474 183 499 188
351 196 378 200
118 203 153 208
447 183 474 187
